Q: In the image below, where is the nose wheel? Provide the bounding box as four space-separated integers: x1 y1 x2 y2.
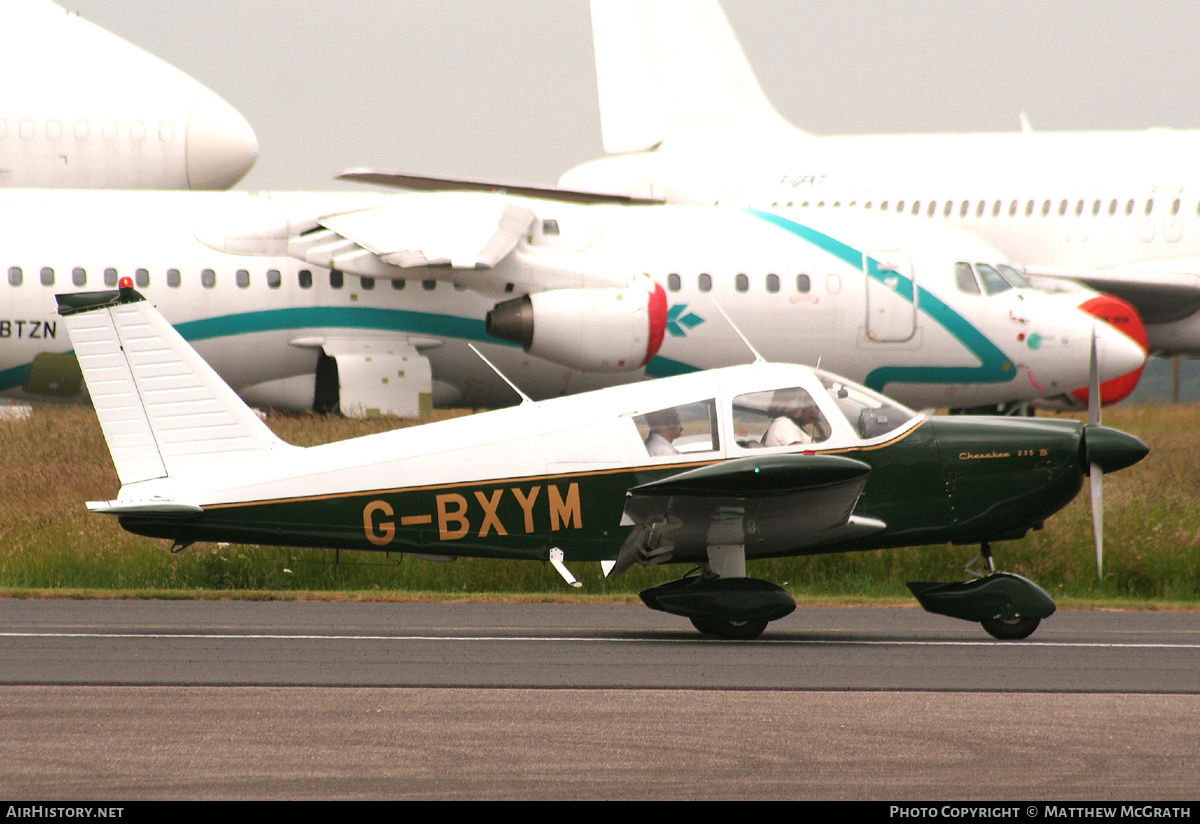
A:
909 547 1056 641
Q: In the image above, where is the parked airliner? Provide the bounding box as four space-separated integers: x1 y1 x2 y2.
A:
0 1 257 190
558 0 1200 356
4 189 1142 416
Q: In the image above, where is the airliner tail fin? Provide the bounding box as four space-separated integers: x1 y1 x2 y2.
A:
590 0 798 154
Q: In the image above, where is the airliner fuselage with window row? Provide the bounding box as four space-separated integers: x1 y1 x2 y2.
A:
564 131 1200 353
0 190 1142 416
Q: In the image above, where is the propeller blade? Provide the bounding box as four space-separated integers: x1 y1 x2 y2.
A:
1088 324 1104 579
1088 323 1101 427
1090 463 1103 580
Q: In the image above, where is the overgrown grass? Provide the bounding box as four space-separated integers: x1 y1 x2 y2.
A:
0 403 1196 606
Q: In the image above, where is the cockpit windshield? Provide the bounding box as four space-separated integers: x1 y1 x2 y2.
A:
974 263 1013 295
996 263 1032 289
956 262 1034 296
816 370 919 440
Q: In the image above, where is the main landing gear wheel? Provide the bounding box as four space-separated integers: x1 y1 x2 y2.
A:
980 616 1040 640
689 616 769 640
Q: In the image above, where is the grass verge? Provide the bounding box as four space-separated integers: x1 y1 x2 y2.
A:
0 403 1196 609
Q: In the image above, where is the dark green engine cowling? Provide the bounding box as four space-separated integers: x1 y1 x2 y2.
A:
818 417 1096 552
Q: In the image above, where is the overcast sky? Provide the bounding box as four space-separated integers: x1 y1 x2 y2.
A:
61 0 1200 191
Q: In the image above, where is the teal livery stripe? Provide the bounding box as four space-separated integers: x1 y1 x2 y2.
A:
0 362 31 392
172 306 494 343
644 355 699 378
0 304 694 393
174 309 706 387
0 307 507 393
746 209 1016 390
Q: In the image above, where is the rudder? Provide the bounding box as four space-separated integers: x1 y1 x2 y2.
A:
58 285 290 486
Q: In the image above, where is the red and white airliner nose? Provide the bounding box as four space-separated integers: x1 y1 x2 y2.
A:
1071 294 1148 407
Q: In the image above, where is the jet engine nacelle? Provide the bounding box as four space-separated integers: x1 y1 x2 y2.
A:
486 284 667 373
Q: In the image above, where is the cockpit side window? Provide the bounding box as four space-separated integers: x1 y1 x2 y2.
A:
731 388 831 449
974 263 1012 295
634 400 719 458
955 262 981 295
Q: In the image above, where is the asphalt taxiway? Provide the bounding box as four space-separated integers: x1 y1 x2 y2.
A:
2 600 1197 799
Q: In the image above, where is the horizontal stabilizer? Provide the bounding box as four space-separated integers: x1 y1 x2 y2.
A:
87 499 204 516
338 169 664 204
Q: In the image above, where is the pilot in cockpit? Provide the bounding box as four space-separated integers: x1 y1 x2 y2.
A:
763 387 830 446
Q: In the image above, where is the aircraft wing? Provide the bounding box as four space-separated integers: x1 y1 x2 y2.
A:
613 454 885 575
338 169 664 204
1026 265 1200 324
289 191 537 272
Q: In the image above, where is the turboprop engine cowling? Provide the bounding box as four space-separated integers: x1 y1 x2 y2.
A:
486 283 667 373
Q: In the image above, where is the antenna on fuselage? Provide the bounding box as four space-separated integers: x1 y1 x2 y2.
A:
710 301 768 365
467 343 535 406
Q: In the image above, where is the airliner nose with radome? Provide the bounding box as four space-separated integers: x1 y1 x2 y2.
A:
182 88 259 191
1 0 258 191
935 285 1147 412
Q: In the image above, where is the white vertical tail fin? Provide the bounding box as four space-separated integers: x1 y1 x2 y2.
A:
589 0 798 154
58 286 291 486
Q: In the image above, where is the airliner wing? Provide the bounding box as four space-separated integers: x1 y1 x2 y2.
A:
289 191 536 273
1027 265 1200 324
613 454 885 574
338 169 663 204
201 187 619 297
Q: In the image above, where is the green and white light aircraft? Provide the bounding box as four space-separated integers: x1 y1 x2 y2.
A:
59 281 1147 640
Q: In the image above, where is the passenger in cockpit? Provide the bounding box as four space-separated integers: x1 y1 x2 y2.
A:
644 408 683 456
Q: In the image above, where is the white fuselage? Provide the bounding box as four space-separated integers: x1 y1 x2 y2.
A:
0 1 257 190
0 189 1142 412
562 127 1200 355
